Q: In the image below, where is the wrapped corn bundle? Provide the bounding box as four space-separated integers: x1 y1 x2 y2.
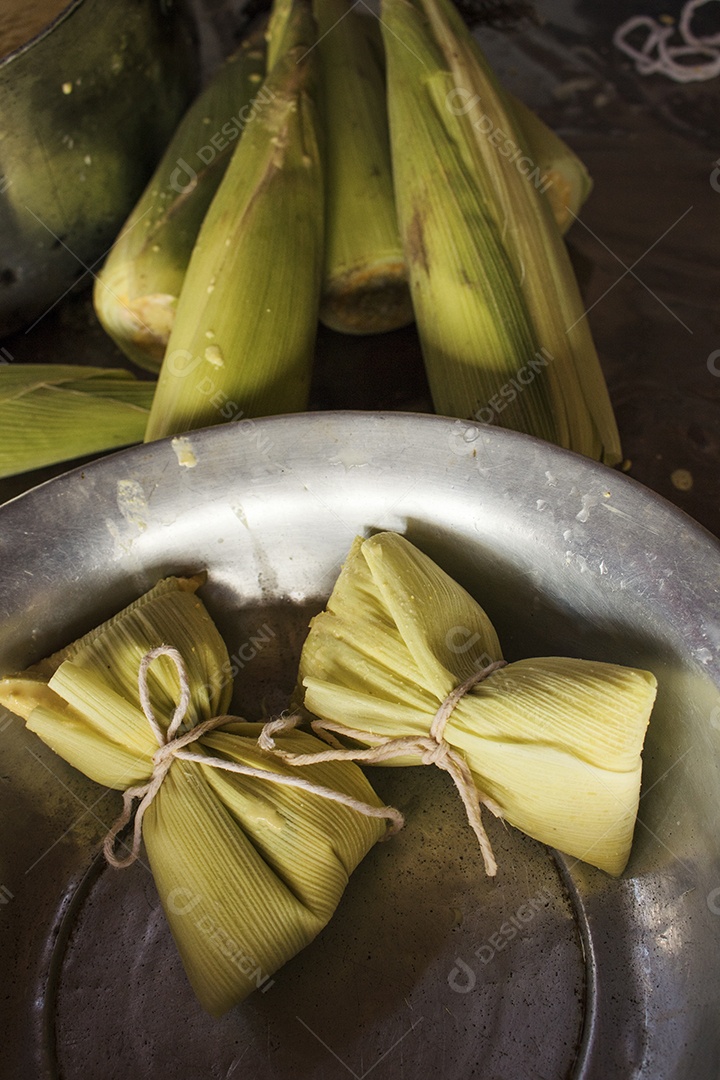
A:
144 0 324 441
0 574 399 1016
93 26 268 372
280 533 657 878
380 0 621 464
313 0 413 334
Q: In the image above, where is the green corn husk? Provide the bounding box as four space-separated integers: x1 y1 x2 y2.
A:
144 0 323 443
448 13 593 234
298 532 657 877
503 91 593 235
92 28 268 373
314 0 413 334
0 364 154 479
266 0 294 69
0 573 387 1016
380 0 621 465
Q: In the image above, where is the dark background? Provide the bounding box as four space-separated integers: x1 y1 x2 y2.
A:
2 0 719 538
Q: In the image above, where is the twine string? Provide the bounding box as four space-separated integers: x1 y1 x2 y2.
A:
103 646 404 869
258 659 509 877
613 1 720 83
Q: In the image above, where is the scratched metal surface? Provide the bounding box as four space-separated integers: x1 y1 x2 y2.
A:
0 412 719 1079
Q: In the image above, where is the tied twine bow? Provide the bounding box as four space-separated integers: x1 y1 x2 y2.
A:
259 659 508 877
103 646 404 869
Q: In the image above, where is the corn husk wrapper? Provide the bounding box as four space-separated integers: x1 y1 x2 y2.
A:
0 574 387 1016
93 28 268 372
380 0 621 465
298 532 657 877
0 365 154 479
144 0 323 442
501 90 593 234
314 0 412 334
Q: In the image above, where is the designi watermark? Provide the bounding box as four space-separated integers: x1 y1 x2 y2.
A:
448 887 554 992
166 887 275 992
200 623 277 700
446 88 553 194
707 349 720 376
710 159 720 194
448 347 554 454
163 348 275 452
169 88 275 195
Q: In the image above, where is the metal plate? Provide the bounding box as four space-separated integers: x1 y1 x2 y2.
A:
1 412 719 1079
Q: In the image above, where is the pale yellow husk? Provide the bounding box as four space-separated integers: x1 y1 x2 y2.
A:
0 364 154 479
299 532 657 876
0 573 386 1015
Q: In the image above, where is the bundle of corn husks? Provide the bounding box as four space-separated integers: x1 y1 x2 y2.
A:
289 532 657 877
142 0 325 441
380 0 620 463
92 26 268 373
0 574 397 1015
87 0 617 462
1 0 616 478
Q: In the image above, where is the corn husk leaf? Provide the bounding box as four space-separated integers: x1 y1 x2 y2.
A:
93 28 268 372
0 364 154 479
380 0 621 465
144 0 323 442
315 0 412 333
503 90 593 234
448 22 594 234
266 0 294 69
0 572 386 1015
299 532 657 876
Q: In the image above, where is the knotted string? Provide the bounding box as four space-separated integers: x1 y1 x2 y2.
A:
613 1 720 83
259 659 508 877
103 646 404 869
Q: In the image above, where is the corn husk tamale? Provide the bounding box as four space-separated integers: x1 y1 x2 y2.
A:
297 532 657 877
93 28 268 373
144 0 323 442
0 364 154 479
0 574 389 1016
314 0 413 333
380 0 621 465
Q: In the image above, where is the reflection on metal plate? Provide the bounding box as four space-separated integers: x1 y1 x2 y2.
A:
0 413 719 1079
